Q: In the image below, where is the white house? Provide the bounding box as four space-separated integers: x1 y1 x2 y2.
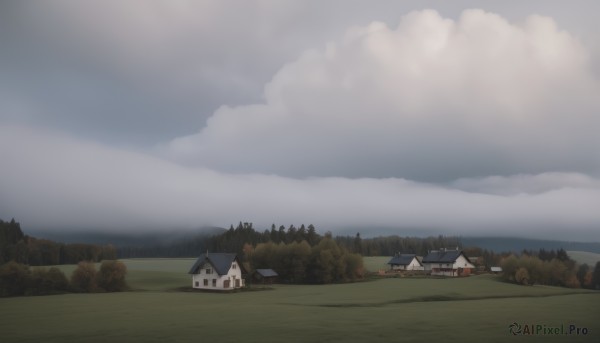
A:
188 252 245 291
387 253 424 271
422 249 475 277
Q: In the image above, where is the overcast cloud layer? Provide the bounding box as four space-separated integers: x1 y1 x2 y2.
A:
1 1 599 240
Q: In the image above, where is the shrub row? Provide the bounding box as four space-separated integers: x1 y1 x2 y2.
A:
0 260 127 297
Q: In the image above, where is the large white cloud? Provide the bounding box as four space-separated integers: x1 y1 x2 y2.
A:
1 125 599 240
163 9 600 181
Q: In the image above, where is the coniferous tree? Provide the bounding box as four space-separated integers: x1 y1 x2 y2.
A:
306 224 319 246
353 233 362 254
577 264 590 288
593 262 600 290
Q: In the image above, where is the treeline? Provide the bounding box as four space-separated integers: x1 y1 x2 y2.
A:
118 222 322 258
500 249 600 289
119 222 465 259
0 219 116 265
461 247 508 270
335 233 462 256
247 236 364 284
0 260 128 297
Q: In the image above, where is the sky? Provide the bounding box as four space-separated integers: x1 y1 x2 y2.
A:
1 1 599 240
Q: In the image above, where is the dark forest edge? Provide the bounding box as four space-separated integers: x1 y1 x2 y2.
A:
0 260 128 297
3 218 600 264
1 219 116 266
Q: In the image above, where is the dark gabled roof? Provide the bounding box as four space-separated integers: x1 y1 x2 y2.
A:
255 269 278 277
422 250 471 264
387 254 420 266
188 253 239 275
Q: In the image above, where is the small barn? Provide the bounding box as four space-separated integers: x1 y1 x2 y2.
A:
490 266 503 274
188 252 246 291
253 268 278 284
387 253 424 271
422 249 475 277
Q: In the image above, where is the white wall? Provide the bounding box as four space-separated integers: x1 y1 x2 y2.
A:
452 254 475 269
191 261 244 290
407 258 424 271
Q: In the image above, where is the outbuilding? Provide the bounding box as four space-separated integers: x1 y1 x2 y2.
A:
387 253 424 271
253 268 278 284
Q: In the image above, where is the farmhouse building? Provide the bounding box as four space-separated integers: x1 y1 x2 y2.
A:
253 268 278 284
422 249 475 276
387 253 424 271
188 252 245 291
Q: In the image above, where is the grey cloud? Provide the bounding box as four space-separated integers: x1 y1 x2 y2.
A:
451 173 600 196
1 125 598 241
2 1 599 147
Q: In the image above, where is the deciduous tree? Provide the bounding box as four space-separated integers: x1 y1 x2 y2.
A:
515 267 530 285
97 260 128 292
70 261 98 293
0 261 30 297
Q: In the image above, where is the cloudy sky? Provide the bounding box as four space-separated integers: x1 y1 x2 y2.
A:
1 1 599 240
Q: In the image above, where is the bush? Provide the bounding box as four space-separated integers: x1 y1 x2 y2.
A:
515 267 530 285
0 261 30 297
27 267 70 295
70 261 98 293
97 260 128 292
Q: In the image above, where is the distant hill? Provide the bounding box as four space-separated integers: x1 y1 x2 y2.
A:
23 227 600 256
27 227 226 247
460 237 600 254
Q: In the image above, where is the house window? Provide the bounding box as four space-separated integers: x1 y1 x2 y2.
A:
203 279 208 286
206 268 212 274
212 279 216 287
232 263 236 269
195 281 199 287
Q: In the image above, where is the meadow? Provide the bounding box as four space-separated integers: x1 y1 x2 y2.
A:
1 257 598 342
567 251 600 267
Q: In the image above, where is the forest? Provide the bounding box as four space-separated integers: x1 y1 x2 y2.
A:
0 260 128 297
500 249 600 289
0 219 116 266
117 221 466 258
247 237 364 284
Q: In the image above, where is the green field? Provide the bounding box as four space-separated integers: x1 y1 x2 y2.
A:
362 256 391 272
2 258 599 342
568 251 600 267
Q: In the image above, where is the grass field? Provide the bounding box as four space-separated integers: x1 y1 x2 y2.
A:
362 256 391 272
3 257 599 342
568 251 600 267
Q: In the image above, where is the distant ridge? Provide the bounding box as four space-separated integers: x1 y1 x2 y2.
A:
22 229 600 255
27 227 226 246
460 236 600 254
